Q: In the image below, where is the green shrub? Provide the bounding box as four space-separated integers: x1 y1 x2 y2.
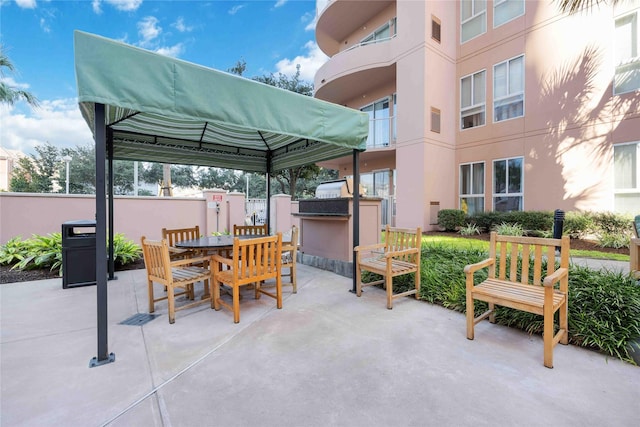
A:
469 211 504 232
417 245 640 365
437 209 466 231
459 223 481 236
597 232 630 249
503 211 553 234
0 232 141 273
493 222 524 236
563 211 595 238
591 211 633 235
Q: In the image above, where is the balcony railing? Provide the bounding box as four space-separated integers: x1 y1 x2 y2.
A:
366 115 396 149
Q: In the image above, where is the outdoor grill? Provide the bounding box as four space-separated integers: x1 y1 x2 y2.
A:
298 179 363 216
314 178 359 199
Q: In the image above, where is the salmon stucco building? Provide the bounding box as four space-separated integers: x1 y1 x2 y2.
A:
313 0 640 231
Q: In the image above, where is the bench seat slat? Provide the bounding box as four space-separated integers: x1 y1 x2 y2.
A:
472 279 565 315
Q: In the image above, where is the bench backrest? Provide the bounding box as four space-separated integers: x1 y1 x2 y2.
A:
384 225 422 263
488 231 570 285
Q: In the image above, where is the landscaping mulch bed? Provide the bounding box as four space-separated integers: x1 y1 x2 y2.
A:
0 232 629 284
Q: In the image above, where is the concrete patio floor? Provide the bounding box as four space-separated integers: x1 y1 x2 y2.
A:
1 261 638 427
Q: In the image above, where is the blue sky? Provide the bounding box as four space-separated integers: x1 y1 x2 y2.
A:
1 0 327 155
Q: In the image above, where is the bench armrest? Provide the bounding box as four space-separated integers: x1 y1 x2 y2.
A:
463 258 495 275
385 247 420 258
170 255 210 268
210 254 235 270
543 267 568 287
354 242 386 252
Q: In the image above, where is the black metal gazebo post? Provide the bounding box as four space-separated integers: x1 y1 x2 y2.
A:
90 102 115 368
351 149 360 293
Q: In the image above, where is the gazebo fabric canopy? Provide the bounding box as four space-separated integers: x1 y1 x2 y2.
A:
74 31 368 173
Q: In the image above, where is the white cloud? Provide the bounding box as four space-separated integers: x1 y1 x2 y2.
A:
302 11 317 32
228 4 245 15
105 0 143 12
0 99 93 156
275 41 328 82
274 0 287 8
137 16 161 47
39 17 51 33
15 0 36 9
0 76 31 91
155 43 184 58
92 0 102 14
172 17 193 33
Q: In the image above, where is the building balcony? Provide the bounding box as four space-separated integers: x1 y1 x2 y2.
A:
316 0 394 56
314 41 397 105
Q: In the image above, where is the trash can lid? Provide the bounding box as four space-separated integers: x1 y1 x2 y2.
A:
63 220 96 226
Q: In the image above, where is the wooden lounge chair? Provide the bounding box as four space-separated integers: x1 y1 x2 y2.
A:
464 232 570 368
211 233 282 323
354 225 422 309
140 236 213 324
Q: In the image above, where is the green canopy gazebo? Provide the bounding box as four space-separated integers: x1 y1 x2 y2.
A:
74 31 368 367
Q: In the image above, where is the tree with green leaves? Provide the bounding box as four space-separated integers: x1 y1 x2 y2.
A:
0 47 38 107
10 143 59 192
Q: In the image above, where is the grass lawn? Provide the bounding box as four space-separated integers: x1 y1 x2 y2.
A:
421 235 630 262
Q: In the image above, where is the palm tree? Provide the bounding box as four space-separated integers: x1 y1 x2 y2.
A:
0 47 39 107
557 0 621 13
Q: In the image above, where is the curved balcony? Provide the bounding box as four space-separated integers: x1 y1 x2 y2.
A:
316 0 394 56
314 40 397 105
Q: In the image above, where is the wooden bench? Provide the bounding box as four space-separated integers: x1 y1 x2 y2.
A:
355 225 422 309
464 232 570 368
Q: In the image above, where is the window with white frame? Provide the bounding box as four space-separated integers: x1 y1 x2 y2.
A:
494 0 524 28
493 157 523 212
361 97 391 148
494 55 524 122
461 70 486 129
362 18 397 46
460 162 485 215
614 8 640 94
614 142 640 213
461 0 487 43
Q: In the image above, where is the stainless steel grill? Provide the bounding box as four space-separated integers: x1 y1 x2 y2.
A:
314 178 362 199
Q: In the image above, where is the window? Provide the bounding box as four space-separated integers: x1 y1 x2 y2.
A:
432 16 441 43
614 9 640 94
494 0 524 28
614 142 640 213
393 93 397 141
460 70 486 129
362 18 397 46
431 107 441 133
361 97 391 148
460 162 485 215
493 157 523 212
494 55 524 122
461 0 486 43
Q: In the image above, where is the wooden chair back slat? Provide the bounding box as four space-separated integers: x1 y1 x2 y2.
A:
162 226 200 246
233 224 268 236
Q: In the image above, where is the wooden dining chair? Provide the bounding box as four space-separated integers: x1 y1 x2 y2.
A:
162 225 200 260
140 236 213 324
233 224 268 236
211 233 282 323
280 225 299 293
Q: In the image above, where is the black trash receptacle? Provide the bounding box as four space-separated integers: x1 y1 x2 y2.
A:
62 220 97 289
